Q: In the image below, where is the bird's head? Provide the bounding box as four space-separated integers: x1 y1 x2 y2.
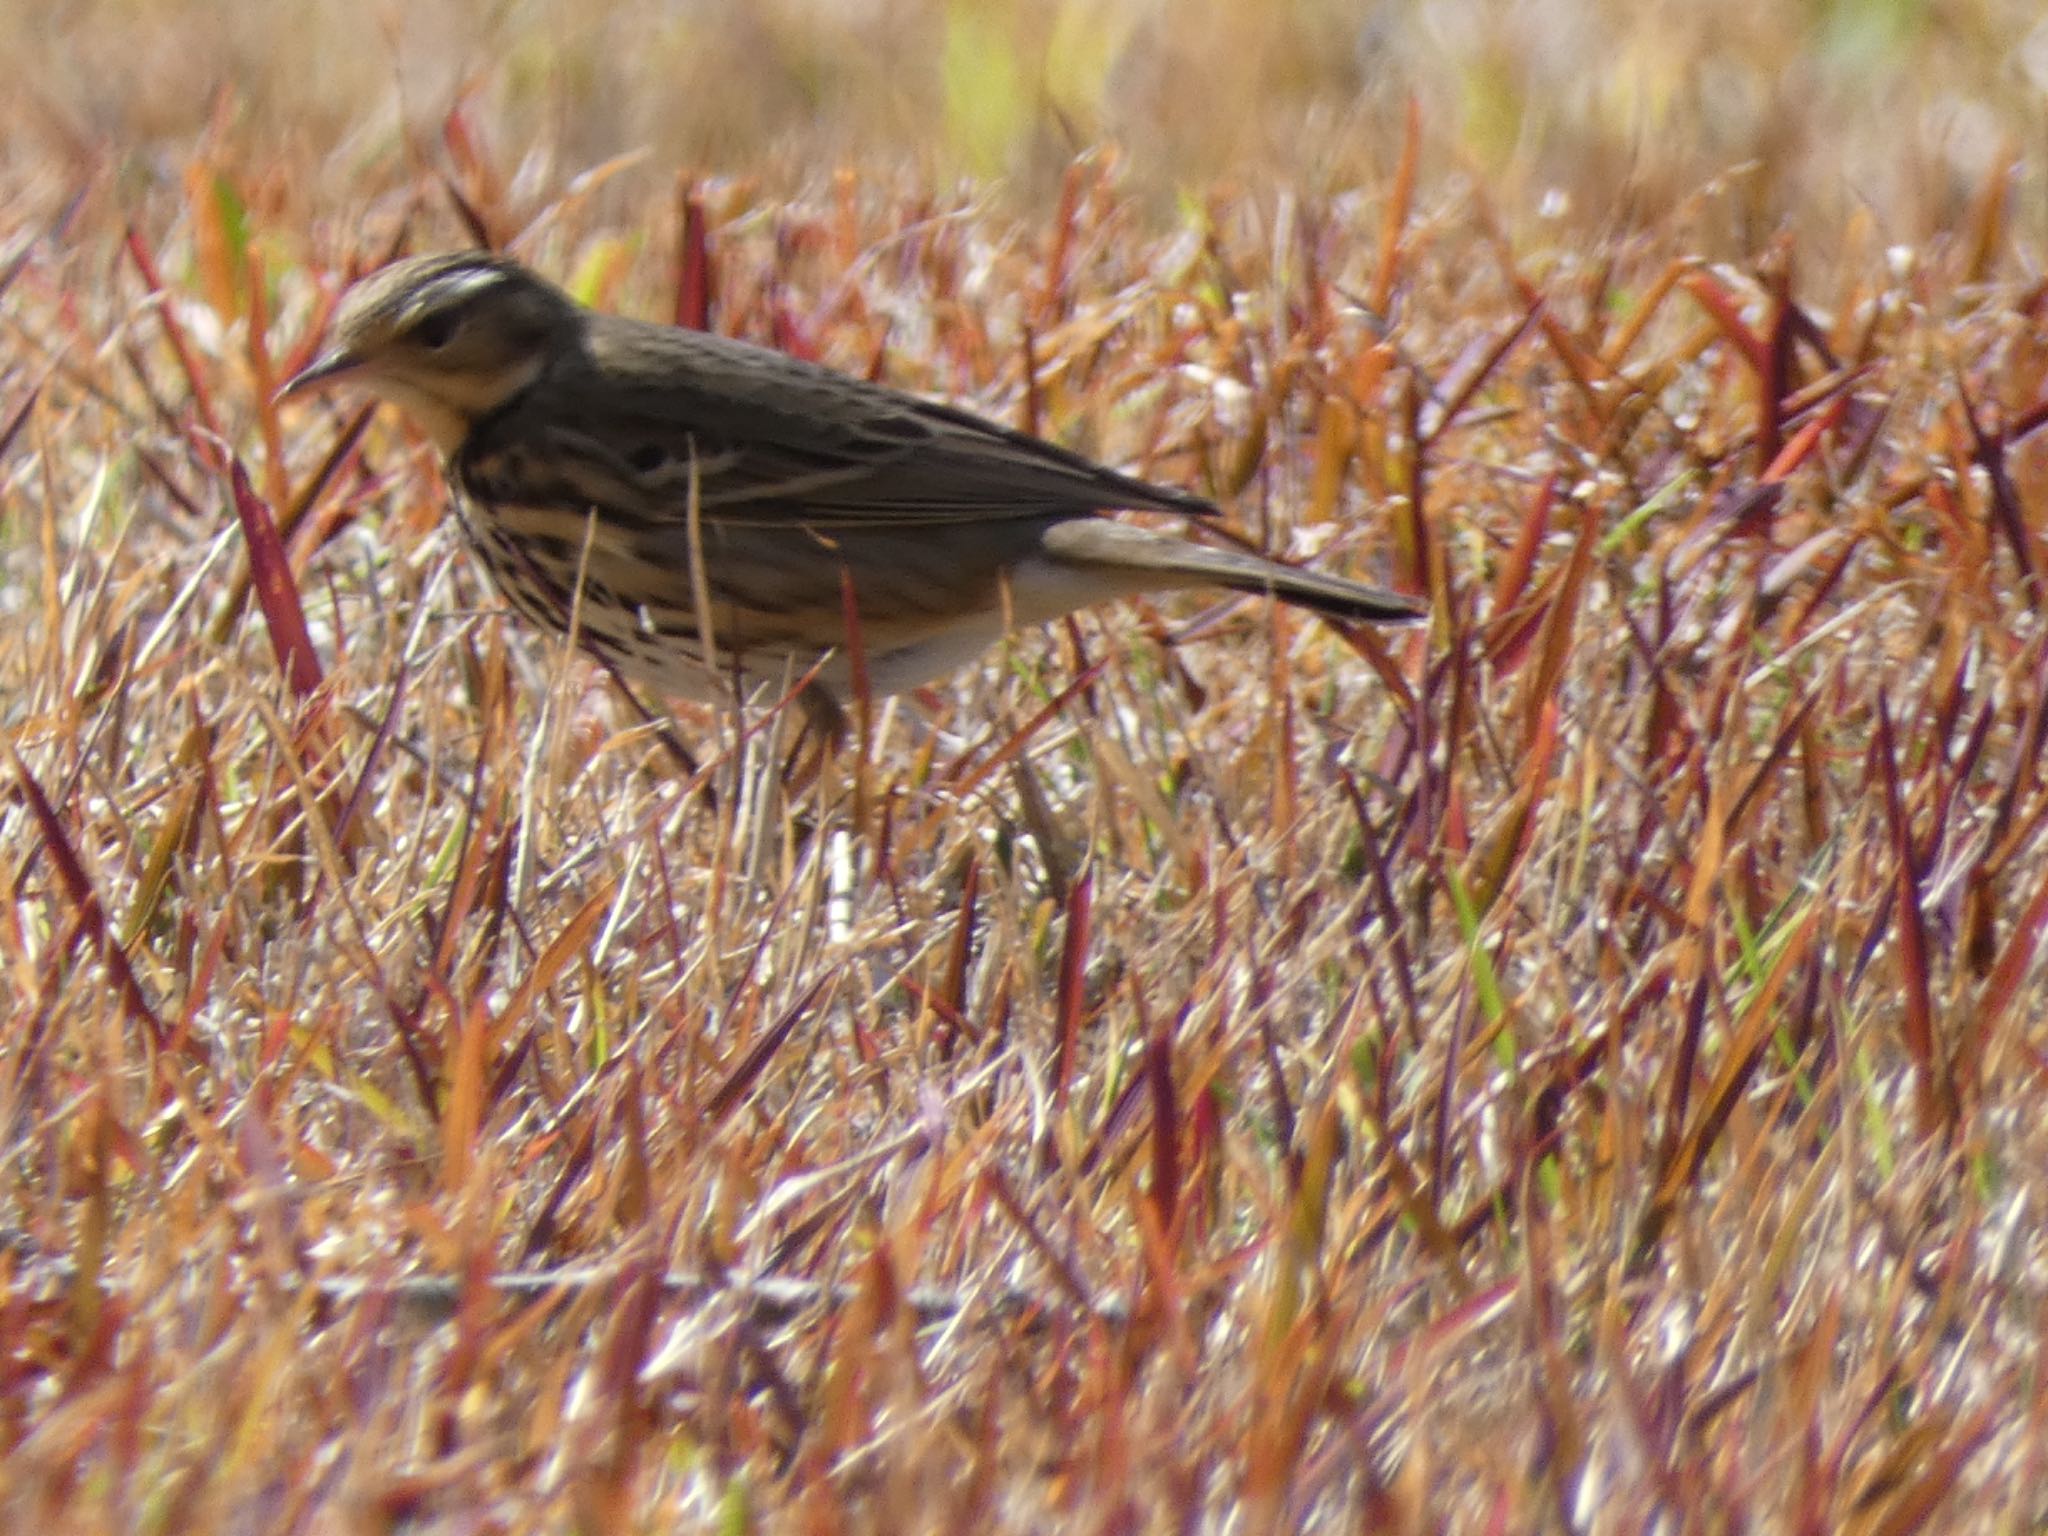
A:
280 252 580 452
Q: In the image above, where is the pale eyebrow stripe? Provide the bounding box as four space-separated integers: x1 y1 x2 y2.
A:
408 267 508 316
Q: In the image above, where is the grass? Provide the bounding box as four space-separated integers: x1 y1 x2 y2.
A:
5 4 2048 1530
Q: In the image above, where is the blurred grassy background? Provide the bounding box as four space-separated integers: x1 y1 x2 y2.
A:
13 0 2048 244
9 3 2048 1531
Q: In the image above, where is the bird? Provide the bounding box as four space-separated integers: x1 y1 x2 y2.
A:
280 251 1425 733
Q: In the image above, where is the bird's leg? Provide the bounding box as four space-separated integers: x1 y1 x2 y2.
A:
780 681 848 791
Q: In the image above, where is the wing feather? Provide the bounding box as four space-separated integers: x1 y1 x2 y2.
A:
457 314 1219 530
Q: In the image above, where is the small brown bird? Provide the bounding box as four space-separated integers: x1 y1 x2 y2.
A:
282 252 1423 724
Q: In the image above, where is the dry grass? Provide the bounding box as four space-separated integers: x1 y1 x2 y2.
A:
5 4 2048 1532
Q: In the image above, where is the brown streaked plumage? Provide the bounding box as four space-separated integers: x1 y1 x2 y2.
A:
281 252 1425 721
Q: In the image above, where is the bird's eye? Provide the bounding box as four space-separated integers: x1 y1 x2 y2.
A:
410 311 460 350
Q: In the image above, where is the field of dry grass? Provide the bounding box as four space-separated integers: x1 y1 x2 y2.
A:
5 2 2048 1531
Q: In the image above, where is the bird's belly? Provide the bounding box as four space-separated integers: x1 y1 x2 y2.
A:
455 502 1124 705
456 501 1012 700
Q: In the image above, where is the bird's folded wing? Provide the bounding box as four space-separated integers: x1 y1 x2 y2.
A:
458 321 1218 529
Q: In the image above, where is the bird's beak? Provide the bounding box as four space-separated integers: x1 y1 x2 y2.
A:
276 347 364 402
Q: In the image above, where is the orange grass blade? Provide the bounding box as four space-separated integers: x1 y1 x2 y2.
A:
1519 495 1597 749
1681 268 1770 378
1367 96 1419 316
1876 697 1950 1131
1639 905 1823 1258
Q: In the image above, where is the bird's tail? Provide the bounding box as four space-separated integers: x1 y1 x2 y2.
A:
1042 521 1425 625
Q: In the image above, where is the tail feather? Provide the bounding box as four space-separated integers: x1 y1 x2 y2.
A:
1042 520 1425 625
